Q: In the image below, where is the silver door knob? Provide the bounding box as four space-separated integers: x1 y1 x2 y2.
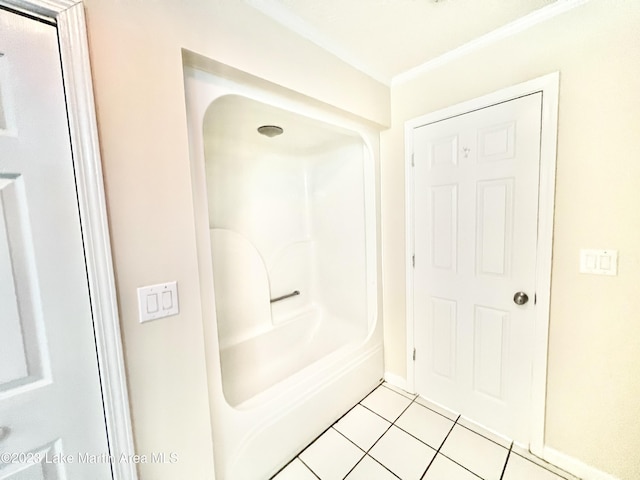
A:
513 292 529 305
0 426 11 442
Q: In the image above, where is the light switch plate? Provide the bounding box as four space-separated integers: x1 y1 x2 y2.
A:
579 249 618 276
137 281 179 323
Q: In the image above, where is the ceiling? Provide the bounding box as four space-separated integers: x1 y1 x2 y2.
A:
243 0 561 84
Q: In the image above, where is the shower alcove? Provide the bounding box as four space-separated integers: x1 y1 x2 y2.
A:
184 56 383 480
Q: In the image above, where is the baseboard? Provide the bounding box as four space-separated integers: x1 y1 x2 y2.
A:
383 372 411 392
542 446 620 480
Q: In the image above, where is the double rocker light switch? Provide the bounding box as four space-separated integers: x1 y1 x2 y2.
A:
137 281 180 323
579 249 618 276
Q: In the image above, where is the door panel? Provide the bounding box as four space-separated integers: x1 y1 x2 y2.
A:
478 121 515 162
0 176 48 393
476 178 514 277
0 8 111 478
429 185 457 271
413 93 542 443
429 297 456 380
473 305 508 401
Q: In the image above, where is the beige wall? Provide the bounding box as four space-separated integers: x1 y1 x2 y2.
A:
381 2 640 479
82 1 388 478
82 0 640 478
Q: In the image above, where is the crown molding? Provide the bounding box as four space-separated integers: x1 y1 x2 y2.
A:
392 0 590 86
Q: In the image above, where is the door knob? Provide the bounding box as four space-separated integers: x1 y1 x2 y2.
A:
513 292 529 305
0 426 11 442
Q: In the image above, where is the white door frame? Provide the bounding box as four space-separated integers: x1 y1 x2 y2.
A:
0 1 137 478
405 72 559 455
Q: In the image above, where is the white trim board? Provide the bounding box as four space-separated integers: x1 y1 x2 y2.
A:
404 72 559 457
0 2 138 479
543 447 621 480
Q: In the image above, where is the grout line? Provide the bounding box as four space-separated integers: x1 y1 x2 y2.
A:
333 400 365 425
285 383 561 480
282 384 517 480
269 457 296 479
356 392 419 476
436 451 487 479
333 427 368 455
298 457 321 480
499 442 514 480
386 390 418 423
290 381 386 468
359 402 394 424
366 454 403 479
340 448 366 480
358 410 394 453
364 385 418 423
422 415 487 479
295 423 334 458
391 421 443 451
321 383 407 480
442 414 461 450
419 414 461 479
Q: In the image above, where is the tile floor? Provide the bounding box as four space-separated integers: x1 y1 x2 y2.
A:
271 383 579 480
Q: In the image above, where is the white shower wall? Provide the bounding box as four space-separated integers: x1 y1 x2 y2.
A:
205 99 369 352
309 142 368 334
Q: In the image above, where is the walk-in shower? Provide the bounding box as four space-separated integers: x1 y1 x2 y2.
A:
184 55 383 480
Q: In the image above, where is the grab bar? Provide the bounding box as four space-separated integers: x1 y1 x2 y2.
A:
270 290 300 303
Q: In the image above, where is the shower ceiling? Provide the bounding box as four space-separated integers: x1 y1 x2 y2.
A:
243 0 562 84
204 95 359 155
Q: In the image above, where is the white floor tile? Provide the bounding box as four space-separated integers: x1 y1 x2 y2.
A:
361 385 413 422
440 425 508 480
282 392 578 480
299 428 364 480
344 455 399 480
423 454 481 480
415 396 459 421
395 402 454 449
503 453 566 480
369 425 436 480
334 404 391 451
272 458 319 480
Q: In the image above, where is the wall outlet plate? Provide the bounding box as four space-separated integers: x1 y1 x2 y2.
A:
137 281 179 323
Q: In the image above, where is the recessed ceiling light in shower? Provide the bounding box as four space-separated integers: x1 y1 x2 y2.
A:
257 125 284 137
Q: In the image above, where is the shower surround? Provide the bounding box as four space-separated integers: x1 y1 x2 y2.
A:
183 58 383 479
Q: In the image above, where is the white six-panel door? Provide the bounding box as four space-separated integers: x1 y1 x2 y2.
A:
413 93 542 443
0 8 112 479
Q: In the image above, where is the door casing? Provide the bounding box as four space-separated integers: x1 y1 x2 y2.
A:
405 72 559 455
0 1 137 479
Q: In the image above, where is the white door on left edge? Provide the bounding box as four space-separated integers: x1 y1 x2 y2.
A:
0 8 111 479
412 93 542 443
